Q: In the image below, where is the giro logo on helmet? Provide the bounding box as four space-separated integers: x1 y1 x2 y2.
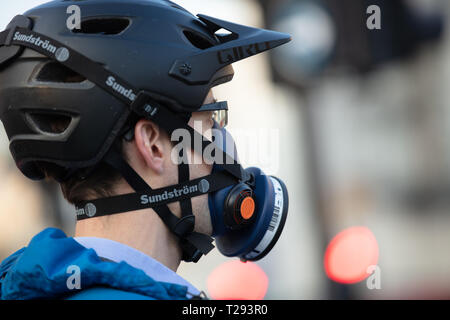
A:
217 42 272 65
106 76 137 102
13 31 57 54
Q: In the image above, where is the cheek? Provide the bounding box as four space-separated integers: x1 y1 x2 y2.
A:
164 142 181 186
189 149 213 179
203 119 214 140
164 161 180 186
176 115 214 176
189 116 214 139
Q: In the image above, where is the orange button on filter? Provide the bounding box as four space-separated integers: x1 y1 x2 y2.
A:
240 197 255 220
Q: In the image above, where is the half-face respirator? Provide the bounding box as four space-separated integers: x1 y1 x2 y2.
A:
208 123 289 261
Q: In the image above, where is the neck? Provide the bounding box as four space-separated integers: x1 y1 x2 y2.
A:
74 208 183 272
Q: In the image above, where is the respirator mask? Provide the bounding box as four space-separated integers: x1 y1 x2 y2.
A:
207 120 289 261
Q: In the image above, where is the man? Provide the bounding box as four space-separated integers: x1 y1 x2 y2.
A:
0 0 290 300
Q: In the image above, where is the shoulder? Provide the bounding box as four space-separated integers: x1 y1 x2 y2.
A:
65 287 155 300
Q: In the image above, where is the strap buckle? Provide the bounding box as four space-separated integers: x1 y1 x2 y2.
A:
173 215 195 238
4 26 19 46
0 27 15 47
0 15 34 47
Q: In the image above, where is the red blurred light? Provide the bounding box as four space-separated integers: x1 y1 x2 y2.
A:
324 226 379 284
207 260 269 300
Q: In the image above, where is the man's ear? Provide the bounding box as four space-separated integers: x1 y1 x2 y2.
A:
134 119 165 175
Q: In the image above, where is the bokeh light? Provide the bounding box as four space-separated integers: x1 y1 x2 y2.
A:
207 260 269 300
324 226 379 284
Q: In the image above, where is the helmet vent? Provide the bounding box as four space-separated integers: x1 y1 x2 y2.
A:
25 113 73 135
183 30 215 50
72 18 130 35
215 28 232 37
36 62 86 83
214 28 238 43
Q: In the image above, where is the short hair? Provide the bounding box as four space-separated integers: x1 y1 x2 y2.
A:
37 117 135 205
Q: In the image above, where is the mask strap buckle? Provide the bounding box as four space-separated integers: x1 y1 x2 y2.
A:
0 15 33 47
0 27 15 47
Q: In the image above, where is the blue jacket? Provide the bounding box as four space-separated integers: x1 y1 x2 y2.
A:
0 228 193 300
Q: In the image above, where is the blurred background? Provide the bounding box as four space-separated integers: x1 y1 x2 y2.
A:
2 0 450 299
